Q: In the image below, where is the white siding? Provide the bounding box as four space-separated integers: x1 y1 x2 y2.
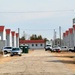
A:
0 33 3 40
10 32 12 47
69 33 74 48
0 28 6 40
28 43 45 49
3 28 6 40
6 33 12 47
14 35 16 47
12 34 16 47
12 36 14 47
6 34 10 46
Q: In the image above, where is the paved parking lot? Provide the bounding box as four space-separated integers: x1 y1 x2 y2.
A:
0 50 75 75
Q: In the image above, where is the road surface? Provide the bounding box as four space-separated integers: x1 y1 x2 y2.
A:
0 50 75 75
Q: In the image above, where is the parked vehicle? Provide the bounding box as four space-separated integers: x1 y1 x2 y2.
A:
2 46 12 54
52 45 61 52
60 46 69 52
45 45 52 51
10 48 22 56
69 47 75 52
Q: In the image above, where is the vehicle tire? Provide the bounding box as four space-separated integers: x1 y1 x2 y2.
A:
10 55 13 57
69 49 71 52
19 54 22 56
4 51 8 54
45 49 47 51
50 49 52 52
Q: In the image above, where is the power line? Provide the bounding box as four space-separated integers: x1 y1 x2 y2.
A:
0 10 74 13
20 29 58 32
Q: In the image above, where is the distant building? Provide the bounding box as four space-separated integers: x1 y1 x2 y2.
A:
6 29 12 47
0 26 6 50
52 38 64 46
0 25 19 50
63 18 75 48
19 40 45 49
0 26 6 40
69 28 74 48
73 25 75 48
11 31 16 47
16 33 19 47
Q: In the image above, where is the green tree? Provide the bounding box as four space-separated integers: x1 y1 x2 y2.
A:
30 34 43 40
30 34 37 40
38 35 43 40
20 36 25 40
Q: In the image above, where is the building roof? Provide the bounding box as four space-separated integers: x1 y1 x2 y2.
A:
6 29 11 34
16 33 19 37
11 31 15 36
0 26 4 32
69 28 73 34
65 30 69 36
20 40 45 44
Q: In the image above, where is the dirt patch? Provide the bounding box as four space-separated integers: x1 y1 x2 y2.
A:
29 49 34 53
51 52 75 73
0 50 34 64
0 55 18 64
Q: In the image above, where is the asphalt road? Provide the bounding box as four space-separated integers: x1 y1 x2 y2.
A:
0 50 75 75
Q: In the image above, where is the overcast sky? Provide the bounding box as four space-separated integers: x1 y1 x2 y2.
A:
0 0 75 40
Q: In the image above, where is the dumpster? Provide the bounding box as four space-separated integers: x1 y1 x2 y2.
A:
24 45 29 53
19 45 29 53
19 46 24 53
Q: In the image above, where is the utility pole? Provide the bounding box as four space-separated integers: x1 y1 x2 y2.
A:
18 28 20 38
54 29 56 45
23 31 26 40
18 28 20 46
59 26 61 47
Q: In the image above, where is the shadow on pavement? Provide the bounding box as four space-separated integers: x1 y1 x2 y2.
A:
46 56 74 58
46 60 75 64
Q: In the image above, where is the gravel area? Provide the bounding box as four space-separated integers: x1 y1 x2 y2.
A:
0 50 75 75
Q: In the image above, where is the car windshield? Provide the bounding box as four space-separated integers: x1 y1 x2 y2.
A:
61 46 67 48
4 47 12 49
46 45 51 47
12 48 20 51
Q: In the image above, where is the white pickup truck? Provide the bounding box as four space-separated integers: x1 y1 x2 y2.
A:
45 45 52 51
60 46 69 52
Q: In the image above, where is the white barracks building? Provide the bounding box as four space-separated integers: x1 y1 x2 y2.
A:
63 18 75 48
0 26 19 49
6 29 12 47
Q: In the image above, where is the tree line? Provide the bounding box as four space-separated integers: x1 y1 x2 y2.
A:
20 34 48 41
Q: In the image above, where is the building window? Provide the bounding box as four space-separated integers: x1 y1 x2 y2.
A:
36 44 38 46
32 44 34 46
40 44 42 46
